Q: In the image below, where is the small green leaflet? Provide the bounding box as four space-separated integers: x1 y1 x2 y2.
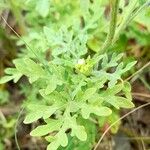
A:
123 81 132 99
105 96 134 109
47 141 60 150
121 61 137 73
44 75 63 95
46 131 68 150
116 97 135 108
0 76 14 84
103 83 123 95
81 88 97 101
45 79 57 95
68 116 87 141
72 125 87 141
13 58 46 83
0 68 22 84
57 131 68 147
81 104 112 119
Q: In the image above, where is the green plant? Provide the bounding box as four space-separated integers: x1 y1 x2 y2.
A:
0 90 9 105
0 51 136 150
0 0 149 150
0 107 17 150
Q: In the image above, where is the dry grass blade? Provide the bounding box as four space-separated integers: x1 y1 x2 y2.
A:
15 107 25 150
132 93 150 99
1 15 21 37
125 61 150 81
0 15 50 72
94 102 150 150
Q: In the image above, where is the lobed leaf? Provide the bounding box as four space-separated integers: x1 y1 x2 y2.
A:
24 104 59 124
81 104 112 119
30 119 62 136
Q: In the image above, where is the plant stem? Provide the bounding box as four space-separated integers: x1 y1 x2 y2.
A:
112 0 149 44
125 1 149 26
92 0 120 64
96 0 119 56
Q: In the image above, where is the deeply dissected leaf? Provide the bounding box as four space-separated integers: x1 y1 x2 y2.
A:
47 141 60 150
31 119 62 136
72 80 86 99
24 111 44 124
45 79 57 95
116 97 135 108
122 61 137 73
73 125 87 141
24 104 59 124
0 68 22 84
82 88 97 101
68 117 87 141
104 83 124 95
123 81 132 99
57 131 68 147
58 118 96 150
105 96 134 109
13 58 46 83
81 104 112 119
0 76 14 84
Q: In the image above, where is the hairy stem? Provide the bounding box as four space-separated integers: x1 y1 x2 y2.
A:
125 1 149 26
97 0 119 55
112 0 149 44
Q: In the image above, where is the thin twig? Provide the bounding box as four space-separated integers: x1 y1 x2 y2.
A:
1 15 21 38
140 130 146 150
94 102 150 150
1 10 9 28
139 76 150 91
114 136 150 141
132 92 150 99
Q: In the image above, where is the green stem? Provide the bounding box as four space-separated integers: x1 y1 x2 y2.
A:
112 0 149 44
126 1 149 26
96 0 119 55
